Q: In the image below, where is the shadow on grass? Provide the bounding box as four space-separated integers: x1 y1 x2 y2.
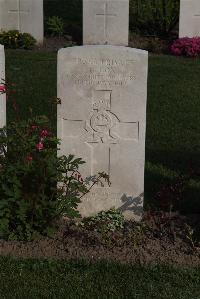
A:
145 148 200 214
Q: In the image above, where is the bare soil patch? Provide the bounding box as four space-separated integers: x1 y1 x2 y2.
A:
34 36 76 52
129 34 171 54
1 213 200 266
33 35 171 54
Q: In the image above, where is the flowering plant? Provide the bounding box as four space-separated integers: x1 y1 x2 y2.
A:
0 79 6 94
171 37 200 57
0 116 109 241
0 30 36 50
0 85 6 93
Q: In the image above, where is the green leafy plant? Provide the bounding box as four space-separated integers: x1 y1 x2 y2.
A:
0 115 110 241
78 208 125 233
46 16 65 37
0 30 36 49
44 0 82 42
56 156 110 218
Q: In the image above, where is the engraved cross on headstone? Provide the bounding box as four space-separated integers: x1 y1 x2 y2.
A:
193 0 200 18
8 0 30 31
193 6 200 35
95 2 117 44
63 90 139 176
179 0 200 37
83 0 129 46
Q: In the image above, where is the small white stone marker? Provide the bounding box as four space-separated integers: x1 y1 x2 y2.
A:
0 45 6 129
0 0 44 43
179 0 200 37
58 0 148 220
83 0 129 46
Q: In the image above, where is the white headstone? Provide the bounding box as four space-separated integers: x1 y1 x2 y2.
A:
83 0 129 46
0 0 43 43
0 45 6 129
179 0 200 37
57 46 148 220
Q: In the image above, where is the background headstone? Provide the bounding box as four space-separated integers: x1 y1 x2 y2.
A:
83 0 129 46
0 0 44 43
0 45 6 129
179 0 200 37
57 46 148 220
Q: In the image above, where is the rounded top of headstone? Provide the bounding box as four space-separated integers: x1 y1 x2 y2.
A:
0 44 4 50
58 45 148 57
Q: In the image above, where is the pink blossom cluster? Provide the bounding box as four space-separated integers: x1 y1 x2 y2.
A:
72 171 84 183
26 126 50 162
171 37 200 57
36 129 49 151
0 84 6 93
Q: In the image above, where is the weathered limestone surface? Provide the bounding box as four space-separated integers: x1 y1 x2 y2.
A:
0 0 43 43
0 45 6 129
179 0 200 37
83 0 129 46
57 46 148 220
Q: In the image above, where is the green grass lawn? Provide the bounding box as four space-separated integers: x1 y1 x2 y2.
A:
5 50 200 213
6 50 57 124
0 257 200 299
146 55 200 212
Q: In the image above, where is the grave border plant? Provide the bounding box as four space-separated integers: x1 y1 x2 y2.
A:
0 30 36 50
46 16 65 37
0 80 110 241
77 207 125 234
171 37 200 57
0 115 109 241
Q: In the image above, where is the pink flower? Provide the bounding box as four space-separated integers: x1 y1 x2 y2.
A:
36 142 44 151
72 171 84 183
30 125 38 131
40 130 49 138
26 155 33 162
0 84 6 93
28 125 39 135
